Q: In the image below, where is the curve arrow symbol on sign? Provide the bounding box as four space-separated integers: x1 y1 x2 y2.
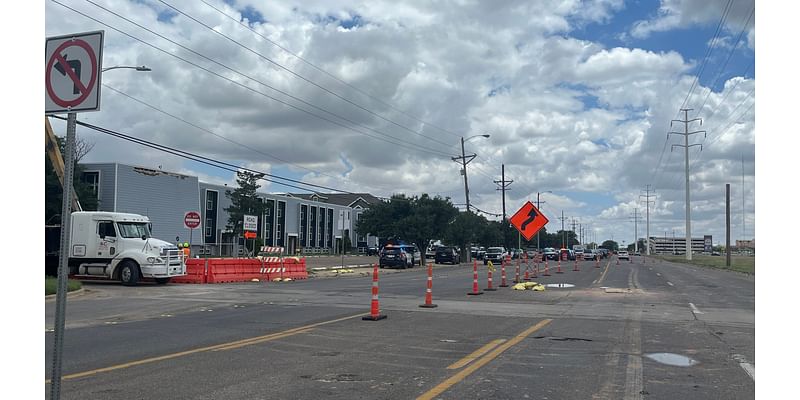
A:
520 208 538 231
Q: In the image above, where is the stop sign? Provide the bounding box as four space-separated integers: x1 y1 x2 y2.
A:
184 211 201 229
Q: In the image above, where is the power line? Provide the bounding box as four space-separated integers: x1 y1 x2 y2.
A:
158 0 457 150
675 0 735 118
56 0 455 159
48 115 356 194
103 84 343 182
693 5 755 118
198 0 464 141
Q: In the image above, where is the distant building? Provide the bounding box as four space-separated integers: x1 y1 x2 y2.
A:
647 236 711 255
736 239 755 250
78 162 374 256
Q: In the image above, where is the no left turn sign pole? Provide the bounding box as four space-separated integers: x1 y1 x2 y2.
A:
46 30 104 400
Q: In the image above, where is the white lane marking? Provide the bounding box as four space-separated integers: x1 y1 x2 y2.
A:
733 354 755 381
667 281 674 286
656 273 661 276
689 303 704 315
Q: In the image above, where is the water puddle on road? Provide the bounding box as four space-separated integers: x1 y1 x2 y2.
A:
545 283 575 288
645 353 698 367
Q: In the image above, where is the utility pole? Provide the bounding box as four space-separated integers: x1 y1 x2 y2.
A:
726 183 731 267
494 164 513 249
453 137 477 213
640 185 656 256
494 164 513 221
670 109 706 261
559 211 567 248
629 208 642 253
535 192 548 251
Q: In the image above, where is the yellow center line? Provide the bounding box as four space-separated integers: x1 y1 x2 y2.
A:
446 339 506 370
417 319 553 400
594 259 612 286
45 313 363 384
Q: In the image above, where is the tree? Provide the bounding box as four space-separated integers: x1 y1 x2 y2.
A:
45 135 98 223
224 171 266 236
356 194 459 258
601 240 618 251
443 211 487 256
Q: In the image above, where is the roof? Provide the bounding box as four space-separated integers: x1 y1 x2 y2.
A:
289 193 383 207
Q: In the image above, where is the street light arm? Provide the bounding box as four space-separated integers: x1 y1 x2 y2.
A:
102 65 152 72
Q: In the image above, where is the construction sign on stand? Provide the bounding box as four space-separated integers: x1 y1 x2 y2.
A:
509 201 549 241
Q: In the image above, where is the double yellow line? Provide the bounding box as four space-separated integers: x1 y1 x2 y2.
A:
417 319 553 400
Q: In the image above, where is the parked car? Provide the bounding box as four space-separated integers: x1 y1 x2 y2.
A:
543 247 558 261
525 248 538 259
484 247 507 265
379 244 421 268
584 249 597 261
435 246 461 264
367 246 379 256
618 250 630 260
470 246 486 260
559 248 575 261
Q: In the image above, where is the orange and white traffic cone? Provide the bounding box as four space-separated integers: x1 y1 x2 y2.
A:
468 260 483 295
485 268 496 291
544 259 551 276
573 257 580 272
514 259 520 283
595 256 600 268
419 263 437 308
557 258 563 274
363 264 387 320
500 260 509 287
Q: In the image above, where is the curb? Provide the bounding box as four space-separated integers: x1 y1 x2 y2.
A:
311 264 374 271
45 288 86 301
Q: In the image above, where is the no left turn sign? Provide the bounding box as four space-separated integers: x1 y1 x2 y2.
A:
45 30 104 114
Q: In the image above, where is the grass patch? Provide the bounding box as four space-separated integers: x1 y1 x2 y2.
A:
45 277 82 296
653 254 755 275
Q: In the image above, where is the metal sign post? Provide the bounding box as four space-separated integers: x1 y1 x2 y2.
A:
46 30 104 400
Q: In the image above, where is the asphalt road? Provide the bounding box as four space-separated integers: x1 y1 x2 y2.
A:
45 255 754 399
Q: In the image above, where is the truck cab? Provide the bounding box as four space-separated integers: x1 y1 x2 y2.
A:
59 212 185 285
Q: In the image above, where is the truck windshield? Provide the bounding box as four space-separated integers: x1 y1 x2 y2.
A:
117 222 152 239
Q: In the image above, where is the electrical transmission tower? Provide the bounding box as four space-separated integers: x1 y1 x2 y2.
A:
669 109 706 261
629 208 643 254
494 164 513 221
640 185 656 256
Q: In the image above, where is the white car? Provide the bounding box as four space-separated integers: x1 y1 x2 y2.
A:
618 251 630 260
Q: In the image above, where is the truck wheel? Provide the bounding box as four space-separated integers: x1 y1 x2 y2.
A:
155 278 171 285
119 260 140 286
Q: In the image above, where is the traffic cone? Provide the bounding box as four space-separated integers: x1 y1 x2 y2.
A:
363 264 387 320
544 259 551 276
514 259 520 283
485 268 497 291
557 258 564 274
616 256 620 265
467 260 483 295
573 258 580 272
523 267 530 281
595 256 600 268
500 260 509 287
532 261 538 278
420 263 437 308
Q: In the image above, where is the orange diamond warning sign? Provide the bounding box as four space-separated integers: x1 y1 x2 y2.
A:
509 201 549 241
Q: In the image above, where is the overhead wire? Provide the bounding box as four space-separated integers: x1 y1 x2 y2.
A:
61 0 455 159
48 115 356 194
198 0 464 141
103 84 346 183
693 4 755 119
157 0 457 151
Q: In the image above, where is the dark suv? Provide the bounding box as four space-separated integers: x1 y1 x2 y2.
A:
379 247 413 269
435 246 460 264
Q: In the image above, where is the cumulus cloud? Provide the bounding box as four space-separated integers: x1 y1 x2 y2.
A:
44 0 755 244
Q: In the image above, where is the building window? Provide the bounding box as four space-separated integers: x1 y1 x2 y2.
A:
205 226 212 237
81 171 100 199
265 223 270 239
277 207 282 218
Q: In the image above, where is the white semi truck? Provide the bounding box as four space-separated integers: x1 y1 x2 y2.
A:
46 212 186 286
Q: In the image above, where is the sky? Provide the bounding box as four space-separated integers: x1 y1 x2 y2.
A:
39 0 757 248
8 2 799 395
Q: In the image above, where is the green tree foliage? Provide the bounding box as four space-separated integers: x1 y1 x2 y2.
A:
443 211 487 255
601 240 619 251
224 171 266 236
356 194 459 257
45 135 98 223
